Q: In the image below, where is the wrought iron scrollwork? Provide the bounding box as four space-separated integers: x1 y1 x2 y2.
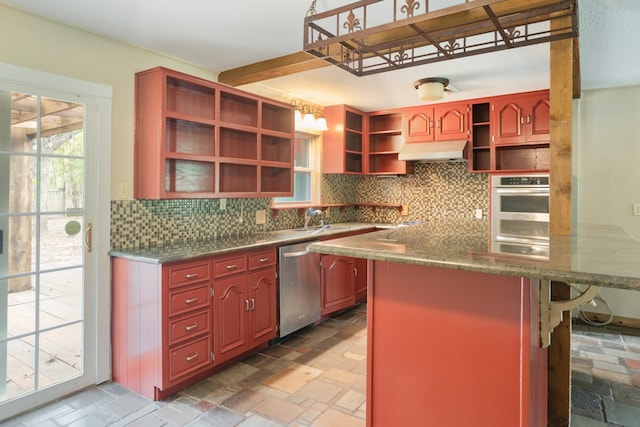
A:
401 0 421 18
394 48 409 64
443 39 461 55
344 10 362 33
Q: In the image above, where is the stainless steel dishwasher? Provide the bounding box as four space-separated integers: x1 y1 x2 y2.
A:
277 241 321 338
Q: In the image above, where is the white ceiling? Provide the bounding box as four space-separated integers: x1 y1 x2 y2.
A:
2 0 639 111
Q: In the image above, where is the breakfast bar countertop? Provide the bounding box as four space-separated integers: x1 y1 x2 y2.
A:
307 220 640 292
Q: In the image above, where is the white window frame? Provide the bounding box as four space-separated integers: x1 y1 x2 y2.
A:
273 129 322 207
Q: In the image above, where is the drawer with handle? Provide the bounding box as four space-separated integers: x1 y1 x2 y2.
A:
248 249 276 270
168 283 210 317
168 335 212 383
167 261 211 289
213 255 247 279
169 309 211 346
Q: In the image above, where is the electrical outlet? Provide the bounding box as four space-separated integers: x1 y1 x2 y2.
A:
475 209 483 219
255 209 266 224
219 198 227 210
325 207 330 218
633 204 640 216
401 204 409 216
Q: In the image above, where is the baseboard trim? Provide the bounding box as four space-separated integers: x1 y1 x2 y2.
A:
579 312 640 329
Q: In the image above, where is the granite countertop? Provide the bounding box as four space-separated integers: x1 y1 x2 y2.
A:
307 220 640 292
109 223 381 264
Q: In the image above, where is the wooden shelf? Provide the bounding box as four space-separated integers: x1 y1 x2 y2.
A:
270 203 402 219
135 67 294 199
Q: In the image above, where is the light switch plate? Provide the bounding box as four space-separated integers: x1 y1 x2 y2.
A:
401 204 409 216
633 204 640 216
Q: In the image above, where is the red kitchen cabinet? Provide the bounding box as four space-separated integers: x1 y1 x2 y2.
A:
354 257 368 303
367 261 547 426
367 111 413 175
322 105 365 174
492 90 550 145
320 254 357 316
134 66 293 199
212 248 277 365
111 247 276 400
405 102 469 142
469 90 550 173
111 257 214 400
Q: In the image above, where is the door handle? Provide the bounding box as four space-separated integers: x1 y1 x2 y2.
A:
84 222 92 253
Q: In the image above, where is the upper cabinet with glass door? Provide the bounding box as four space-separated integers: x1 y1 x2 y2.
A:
134 67 294 199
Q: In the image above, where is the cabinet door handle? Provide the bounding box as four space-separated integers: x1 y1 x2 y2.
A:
184 323 198 331
185 352 199 362
226 264 237 270
185 297 199 304
250 298 255 311
185 273 199 279
244 299 250 312
259 258 269 263
354 267 358 277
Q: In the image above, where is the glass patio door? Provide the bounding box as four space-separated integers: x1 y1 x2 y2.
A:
0 89 93 414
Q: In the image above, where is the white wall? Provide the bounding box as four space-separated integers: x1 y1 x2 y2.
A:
575 85 640 319
0 4 217 200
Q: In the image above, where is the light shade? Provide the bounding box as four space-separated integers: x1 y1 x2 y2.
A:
414 77 449 101
302 112 316 128
314 116 328 131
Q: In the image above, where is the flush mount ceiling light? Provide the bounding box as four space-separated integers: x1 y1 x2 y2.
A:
303 0 578 77
414 77 449 101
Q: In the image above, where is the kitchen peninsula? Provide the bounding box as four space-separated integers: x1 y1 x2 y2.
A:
307 221 640 426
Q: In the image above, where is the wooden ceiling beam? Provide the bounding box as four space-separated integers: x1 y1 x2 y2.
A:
218 51 330 87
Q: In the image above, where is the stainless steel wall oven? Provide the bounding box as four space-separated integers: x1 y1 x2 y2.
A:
490 174 550 258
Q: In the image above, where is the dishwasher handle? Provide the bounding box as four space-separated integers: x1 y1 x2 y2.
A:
283 249 313 258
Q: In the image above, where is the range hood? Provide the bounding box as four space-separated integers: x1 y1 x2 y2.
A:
398 140 468 162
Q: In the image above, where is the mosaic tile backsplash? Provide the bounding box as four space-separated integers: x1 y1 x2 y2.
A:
110 162 489 250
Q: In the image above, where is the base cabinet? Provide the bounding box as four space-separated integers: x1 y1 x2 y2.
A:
213 266 277 365
111 246 276 400
320 255 357 316
367 261 548 426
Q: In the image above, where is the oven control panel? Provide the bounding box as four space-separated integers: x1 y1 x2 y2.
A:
498 175 549 186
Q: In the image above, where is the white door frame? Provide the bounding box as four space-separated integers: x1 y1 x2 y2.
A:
0 61 112 420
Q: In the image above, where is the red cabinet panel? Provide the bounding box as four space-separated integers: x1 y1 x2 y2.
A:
320 255 357 316
212 247 277 366
168 335 212 383
169 310 211 346
367 261 547 426
247 269 277 343
213 254 247 278
167 261 210 289
322 105 365 174
168 283 210 317
213 276 248 364
405 102 468 142
493 90 550 145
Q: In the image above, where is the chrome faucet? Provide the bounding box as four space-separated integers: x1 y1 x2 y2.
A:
304 207 324 228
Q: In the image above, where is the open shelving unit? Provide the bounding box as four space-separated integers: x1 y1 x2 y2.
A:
135 67 294 199
368 112 413 175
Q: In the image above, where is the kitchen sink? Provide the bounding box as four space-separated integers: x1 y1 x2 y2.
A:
291 224 358 234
